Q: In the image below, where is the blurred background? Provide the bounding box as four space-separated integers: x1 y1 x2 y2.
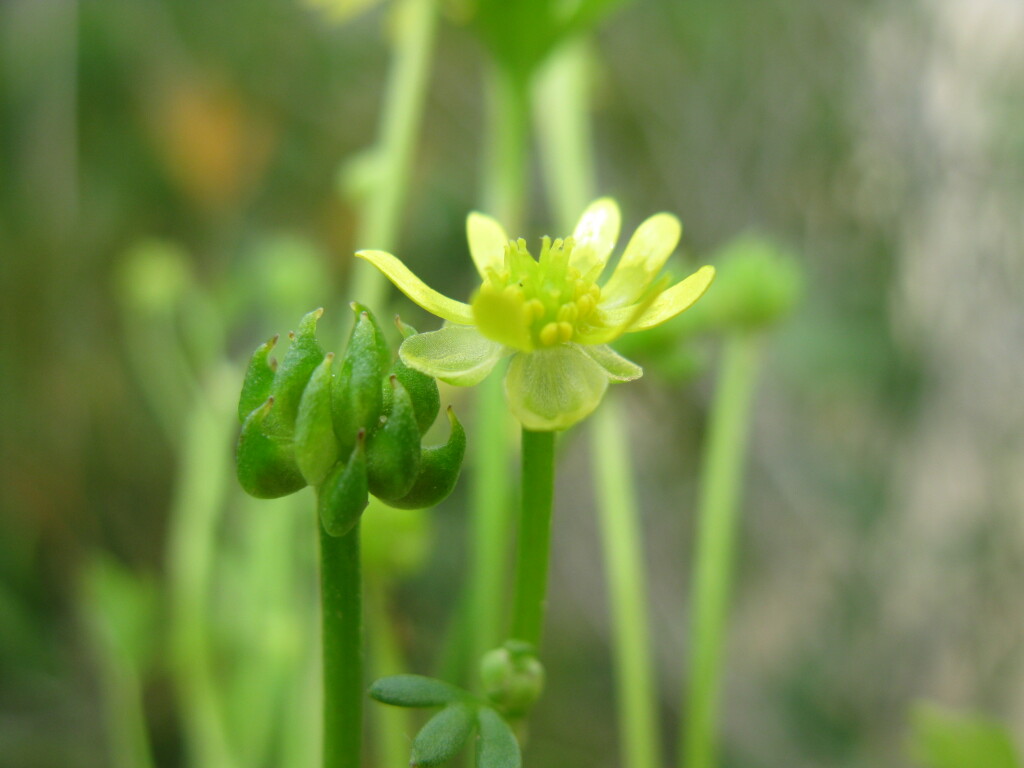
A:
1 0 1022 766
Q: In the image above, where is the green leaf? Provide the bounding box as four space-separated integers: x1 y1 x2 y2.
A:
365 377 421 501
369 674 468 708
385 406 466 510
909 702 1020 768
411 702 477 767
476 707 521 768
237 334 278 422
318 436 369 537
294 353 338 486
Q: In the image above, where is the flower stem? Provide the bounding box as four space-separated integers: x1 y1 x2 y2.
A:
593 395 663 768
463 59 531 677
533 39 595 227
510 429 557 646
318 519 363 768
483 65 530 231
467 372 514 672
365 576 412 768
536 42 665 768
349 0 439 312
168 367 239 768
680 333 761 768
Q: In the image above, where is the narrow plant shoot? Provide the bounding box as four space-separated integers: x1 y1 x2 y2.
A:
235 304 466 768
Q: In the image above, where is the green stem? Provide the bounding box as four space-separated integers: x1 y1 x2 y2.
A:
318 520 363 768
536 42 665 768
510 429 557 646
331 1 438 761
168 367 239 768
459 60 532 679
593 396 663 768
366 576 412 768
90 616 155 768
466 371 513 675
533 39 595 227
680 333 761 768
483 65 531 230
349 0 439 312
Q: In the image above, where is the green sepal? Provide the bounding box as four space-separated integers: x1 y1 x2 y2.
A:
332 307 388 455
265 308 325 436
383 406 466 510
411 702 477 768
237 334 278 422
386 319 440 435
236 398 306 499
476 707 521 768
318 434 369 537
368 674 469 709
366 376 421 501
294 353 338 486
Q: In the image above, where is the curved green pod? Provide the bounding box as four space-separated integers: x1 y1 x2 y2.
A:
237 334 278 422
236 397 306 499
385 406 465 510
333 307 388 455
366 376 421 501
264 308 325 437
318 433 369 537
294 353 338 486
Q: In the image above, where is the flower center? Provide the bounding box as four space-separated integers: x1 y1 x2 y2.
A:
474 236 603 349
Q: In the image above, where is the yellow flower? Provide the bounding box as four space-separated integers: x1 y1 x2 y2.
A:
356 198 715 430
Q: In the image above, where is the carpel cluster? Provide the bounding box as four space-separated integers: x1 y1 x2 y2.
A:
235 304 466 533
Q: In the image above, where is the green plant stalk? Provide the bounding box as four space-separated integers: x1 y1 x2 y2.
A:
593 396 663 768
466 371 513 673
510 429 557 646
318 518 363 768
227 496 304 768
535 40 664 768
460 59 533 678
533 39 595 228
168 366 240 768
349 0 439 314
680 333 761 768
365 576 410 768
91 626 155 768
483 65 531 233
337 0 438 757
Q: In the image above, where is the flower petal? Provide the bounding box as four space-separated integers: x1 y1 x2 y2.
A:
504 346 609 431
471 283 534 352
627 265 716 331
356 250 474 325
399 324 507 386
600 213 682 308
467 212 508 278
570 198 620 277
580 344 643 381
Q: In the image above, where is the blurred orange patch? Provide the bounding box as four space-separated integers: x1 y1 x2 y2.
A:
148 79 275 212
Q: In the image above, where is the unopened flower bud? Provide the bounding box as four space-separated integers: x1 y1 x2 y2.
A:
480 641 545 718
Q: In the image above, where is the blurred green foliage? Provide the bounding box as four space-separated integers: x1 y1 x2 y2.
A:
2 0 1023 766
